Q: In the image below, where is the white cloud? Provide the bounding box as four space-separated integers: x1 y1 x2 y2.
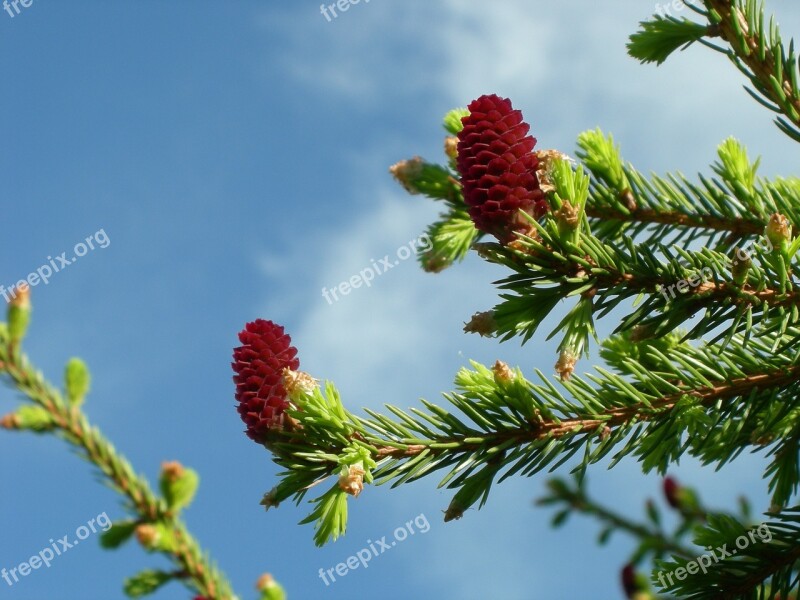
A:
265 0 799 173
255 3 446 105
258 186 503 410
436 0 557 105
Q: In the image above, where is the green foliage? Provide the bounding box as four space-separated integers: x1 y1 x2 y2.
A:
395 159 461 201
138 522 179 554
536 475 797 599
99 520 138 549
15 405 55 432
631 0 800 142
389 136 481 273
418 209 479 273
7 303 30 343
654 509 800 599
258 579 286 600
268 322 800 551
538 475 706 564
442 107 469 135
64 357 91 406
123 570 175 598
299 484 349 547
627 15 709 65
0 305 240 599
579 131 798 250
160 467 200 513
715 137 760 194
577 129 628 191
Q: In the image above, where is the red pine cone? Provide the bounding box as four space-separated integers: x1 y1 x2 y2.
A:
232 319 299 443
456 94 547 244
621 564 639 598
663 476 681 509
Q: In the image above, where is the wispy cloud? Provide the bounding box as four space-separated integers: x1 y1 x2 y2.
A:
257 186 503 409
265 0 800 173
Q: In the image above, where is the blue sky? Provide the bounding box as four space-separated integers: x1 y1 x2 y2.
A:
1 2 799 599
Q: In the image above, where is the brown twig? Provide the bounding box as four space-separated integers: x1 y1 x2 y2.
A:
704 0 800 131
585 206 765 236
0 344 235 600
371 365 800 459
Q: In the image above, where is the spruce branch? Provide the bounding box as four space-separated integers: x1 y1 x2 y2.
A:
703 0 800 141
584 205 763 240
479 204 800 351
0 297 255 600
627 14 711 66
262 324 800 544
630 0 800 142
655 508 800 599
538 476 700 561
389 134 481 273
391 133 800 354
539 475 787 600
578 131 799 249
268 96 800 551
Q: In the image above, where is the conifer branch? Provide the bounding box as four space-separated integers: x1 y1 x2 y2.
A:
656 508 800 599
538 476 699 560
355 362 800 460
629 1 800 142
0 310 248 599
259 323 800 549
584 205 763 237
704 0 800 141
578 132 799 249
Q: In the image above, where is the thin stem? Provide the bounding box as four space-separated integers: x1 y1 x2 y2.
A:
503 241 800 313
0 344 236 600
544 484 696 559
363 364 800 460
585 206 764 237
716 541 800 598
704 0 800 131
